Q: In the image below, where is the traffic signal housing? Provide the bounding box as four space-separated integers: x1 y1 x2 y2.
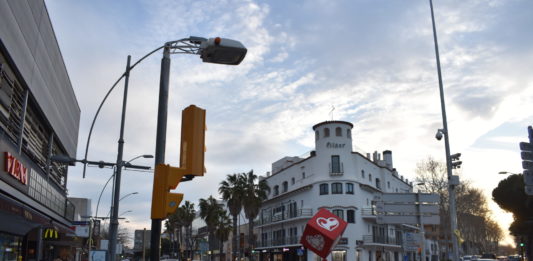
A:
151 164 185 219
180 105 206 177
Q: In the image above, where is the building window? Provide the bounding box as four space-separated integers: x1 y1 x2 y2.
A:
319 183 329 195
332 209 344 220
361 170 365 178
387 181 390 189
369 174 372 182
331 155 341 173
273 185 279 196
332 183 343 194
347 210 355 223
324 128 330 137
291 177 295 185
315 130 319 141
347 129 351 139
376 178 381 189
302 172 306 179
335 127 342 137
346 183 354 194
282 181 288 192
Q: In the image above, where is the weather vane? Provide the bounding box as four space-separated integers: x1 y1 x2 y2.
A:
329 105 335 121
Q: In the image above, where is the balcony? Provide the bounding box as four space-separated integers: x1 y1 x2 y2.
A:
256 236 301 248
257 208 313 226
329 162 344 176
361 208 377 220
362 235 403 246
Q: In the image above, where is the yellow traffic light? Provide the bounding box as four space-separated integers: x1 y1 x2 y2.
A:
151 164 185 219
180 105 206 176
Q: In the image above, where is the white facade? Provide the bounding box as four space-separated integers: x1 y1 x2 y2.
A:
256 121 414 261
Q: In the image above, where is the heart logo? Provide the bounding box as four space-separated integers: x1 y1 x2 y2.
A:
316 217 339 231
306 234 325 251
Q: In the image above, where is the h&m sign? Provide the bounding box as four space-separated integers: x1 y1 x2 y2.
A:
4 152 28 185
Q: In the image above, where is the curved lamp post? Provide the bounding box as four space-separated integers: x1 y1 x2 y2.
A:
78 36 246 261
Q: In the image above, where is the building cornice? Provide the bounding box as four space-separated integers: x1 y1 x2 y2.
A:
312 120 353 130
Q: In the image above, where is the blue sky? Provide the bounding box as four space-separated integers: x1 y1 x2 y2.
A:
45 0 533 244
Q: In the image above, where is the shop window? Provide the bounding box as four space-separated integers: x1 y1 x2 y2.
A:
324 128 330 137
336 127 342 137
346 183 354 194
319 183 329 195
332 182 343 194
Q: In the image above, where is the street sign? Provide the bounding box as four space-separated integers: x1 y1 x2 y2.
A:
375 202 439 214
381 193 439 204
404 232 422 251
524 170 533 185
520 142 533 152
525 185 533 196
377 215 440 225
522 161 533 170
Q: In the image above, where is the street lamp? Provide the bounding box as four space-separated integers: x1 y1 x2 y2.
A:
76 36 246 261
148 37 246 261
428 1 460 260
499 171 521 175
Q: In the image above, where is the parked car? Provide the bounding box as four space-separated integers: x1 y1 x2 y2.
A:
481 254 497 259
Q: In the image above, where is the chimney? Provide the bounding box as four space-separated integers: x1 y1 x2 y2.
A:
383 150 393 169
373 151 379 163
366 153 371 159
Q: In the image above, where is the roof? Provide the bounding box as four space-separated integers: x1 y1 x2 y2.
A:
312 120 353 130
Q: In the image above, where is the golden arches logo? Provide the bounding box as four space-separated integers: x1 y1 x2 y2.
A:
44 228 58 239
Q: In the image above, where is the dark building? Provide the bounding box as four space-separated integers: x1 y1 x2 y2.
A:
0 1 80 261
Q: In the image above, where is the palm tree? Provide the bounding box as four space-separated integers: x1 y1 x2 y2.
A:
219 173 246 260
242 170 270 260
180 201 196 260
214 209 232 261
199 196 223 261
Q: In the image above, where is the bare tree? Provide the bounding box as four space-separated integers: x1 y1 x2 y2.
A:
415 156 503 255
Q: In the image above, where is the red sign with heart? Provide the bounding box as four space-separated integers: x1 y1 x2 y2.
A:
300 208 348 259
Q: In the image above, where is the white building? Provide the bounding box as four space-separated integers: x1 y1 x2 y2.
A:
256 121 414 261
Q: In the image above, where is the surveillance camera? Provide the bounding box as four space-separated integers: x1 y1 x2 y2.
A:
435 131 443 141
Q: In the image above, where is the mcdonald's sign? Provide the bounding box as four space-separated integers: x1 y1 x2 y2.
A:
43 228 59 240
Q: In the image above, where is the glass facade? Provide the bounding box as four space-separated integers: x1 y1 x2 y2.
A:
0 233 22 261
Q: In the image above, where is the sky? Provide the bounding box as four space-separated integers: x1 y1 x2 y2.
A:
44 0 533 246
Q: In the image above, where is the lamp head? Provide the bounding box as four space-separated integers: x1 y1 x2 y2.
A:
200 37 247 65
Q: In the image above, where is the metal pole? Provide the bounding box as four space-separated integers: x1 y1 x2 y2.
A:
151 44 171 261
143 228 147 261
418 192 426 261
428 1 459 260
108 55 132 261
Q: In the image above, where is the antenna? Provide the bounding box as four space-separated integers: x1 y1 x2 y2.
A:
329 105 335 121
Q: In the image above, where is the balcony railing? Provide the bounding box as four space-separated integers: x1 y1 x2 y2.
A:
258 208 313 226
329 163 344 176
361 208 377 218
362 235 402 246
257 236 300 248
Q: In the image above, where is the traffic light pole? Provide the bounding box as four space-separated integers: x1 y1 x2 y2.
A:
150 44 171 261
